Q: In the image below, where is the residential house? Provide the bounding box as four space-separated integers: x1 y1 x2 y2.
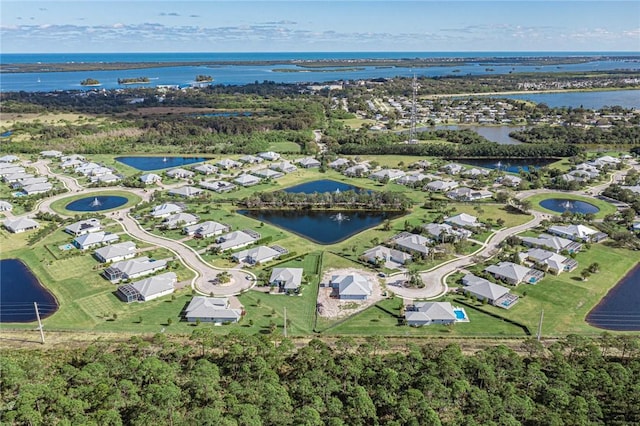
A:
64 218 102 236
184 297 243 323
446 187 493 202
22 182 53 195
40 150 63 158
0 200 12 211
166 168 195 179
369 169 406 182
234 174 262 187
425 180 459 192
548 224 607 243
150 203 183 218
60 154 85 162
199 180 236 193
3 217 39 233
216 158 242 170
252 168 284 180
0 155 20 163
328 158 351 169
213 230 259 251
0 166 26 177
193 164 218 175
463 168 491 178
362 245 412 266
523 248 578 275
239 155 264 164
445 213 481 229
498 175 522 187
405 302 457 326
61 159 84 169
117 272 177 303
91 174 121 184
94 241 137 263
397 172 429 186
12 177 48 189
4 173 34 183
442 163 464 175
485 261 544 285
103 256 168 282
73 231 119 250
296 157 321 168
270 161 297 173
168 186 204 198
183 221 230 238
140 173 161 185
330 273 373 300
520 233 582 254
343 164 370 177
163 212 199 230
258 151 281 161
232 245 283 265
422 223 472 242
269 267 304 293
462 274 516 308
392 233 431 257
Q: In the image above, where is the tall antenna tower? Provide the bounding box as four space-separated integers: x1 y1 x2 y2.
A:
408 74 418 144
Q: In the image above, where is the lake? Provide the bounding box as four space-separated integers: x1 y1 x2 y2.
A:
457 158 557 173
283 179 364 194
586 264 640 331
66 195 128 212
496 89 640 110
428 125 525 145
238 209 403 245
115 156 209 171
539 198 600 215
0 259 58 323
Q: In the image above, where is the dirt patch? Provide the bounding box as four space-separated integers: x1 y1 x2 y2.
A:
317 268 385 319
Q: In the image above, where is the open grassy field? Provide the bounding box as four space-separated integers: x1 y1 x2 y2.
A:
526 192 618 219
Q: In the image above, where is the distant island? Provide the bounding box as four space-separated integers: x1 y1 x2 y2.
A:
80 78 101 86
118 77 150 85
195 75 213 82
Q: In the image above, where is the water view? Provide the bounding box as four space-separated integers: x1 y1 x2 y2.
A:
115 156 209 171
539 198 600 214
586 264 640 331
0 259 58 322
66 195 128 212
284 179 364 194
428 125 525 145
457 158 557 173
238 209 403 245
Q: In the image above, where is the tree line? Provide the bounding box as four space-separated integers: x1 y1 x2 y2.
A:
1 333 639 425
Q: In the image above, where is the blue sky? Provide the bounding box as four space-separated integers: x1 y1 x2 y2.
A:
1 1 639 53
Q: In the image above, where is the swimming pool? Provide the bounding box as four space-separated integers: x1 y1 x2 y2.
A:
453 308 470 322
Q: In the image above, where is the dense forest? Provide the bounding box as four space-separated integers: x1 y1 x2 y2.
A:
1 334 639 425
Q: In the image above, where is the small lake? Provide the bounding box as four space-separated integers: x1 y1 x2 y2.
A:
238 209 403 245
115 156 209 171
430 125 525 145
66 195 128 212
586 264 640 331
283 179 364 194
539 198 600 214
457 158 557 173
0 259 58 322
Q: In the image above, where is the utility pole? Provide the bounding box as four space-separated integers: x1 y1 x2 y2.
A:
537 309 544 341
409 74 418 144
283 307 287 338
34 302 45 344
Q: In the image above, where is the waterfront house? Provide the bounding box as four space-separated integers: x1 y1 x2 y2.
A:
252 168 284 180
328 158 351 169
296 157 321 168
103 256 168 282
117 272 177 303
216 158 242 170
73 231 119 250
269 161 297 174
185 297 243 323
166 168 195 179
330 273 373 300
65 218 102 236
442 163 464 175
94 241 137 263
3 217 39 233
343 164 370 177
269 267 304 293
405 302 456 326
213 230 259 251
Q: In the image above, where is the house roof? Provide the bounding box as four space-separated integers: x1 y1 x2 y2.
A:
549 224 597 239
234 174 262 186
465 280 510 301
151 203 182 217
22 182 53 194
411 302 456 321
215 230 257 250
185 296 242 321
234 246 280 263
166 167 195 177
0 200 13 211
331 273 373 297
3 217 39 232
140 173 161 183
362 245 412 262
130 272 177 299
168 186 203 197
65 218 101 234
94 241 137 261
185 220 228 236
164 213 199 228
109 256 168 278
394 234 431 255
485 262 533 282
74 231 119 247
270 267 304 290
446 213 480 228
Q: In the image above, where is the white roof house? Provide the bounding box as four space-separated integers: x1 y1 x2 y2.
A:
343 164 370 177
524 248 578 275
193 164 218 175
328 158 351 169
94 241 137 263
234 174 262 187
362 245 412 266
258 151 281 161
163 212 199 229
0 155 20 163
0 200 13 211
216 158 242 169
150 203 183 218
520 233 582 254
239 155 264 164
548 224 607 242
270 267 304 292
369 169 406 182
330 273 373 300
91 173 121 184
393 233 431 256
73 231 119 250
422 223 472 242
103 256 168 282
22 182 53 195
4 173 34 183
446 187 493 202
60 154 85 162
64 218 102 236
166 168 195 179
185 297 243 323
12 177 49 189
270 161 297 173
40 150 63 158
0 166 25 176
183 221 230 238
485 262 544 285
463 168 491 178
61 159 84 169
140 173 162 185
252 168 284 179
232 245 281 265
442 163 464 175
199 180 236 193
3 217 39 233
168 186 204 198
445 213 481 228
425 180 459 192
405 302 457 326
297 157 321 168
117 272 177 303
213 230 259 251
